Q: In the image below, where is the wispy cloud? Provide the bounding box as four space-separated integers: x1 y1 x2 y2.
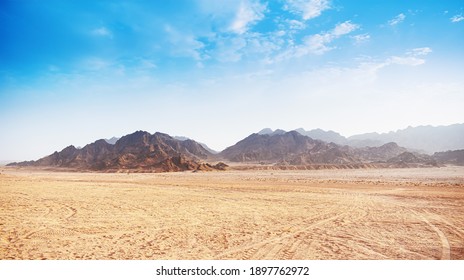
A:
450 14 464 23
91 27 113 38
377 47 432 70
388 13 406 26
302 21 359 55
212 36 247 62
271 21 359 61
409 47 432 56
164 25 205 61
230 0 267 34
352 33 370 44
331 21 359 36
82 57 111 71
284 0 331 20
286 19 306 30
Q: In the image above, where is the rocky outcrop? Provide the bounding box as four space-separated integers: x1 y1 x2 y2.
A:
8 131 223 172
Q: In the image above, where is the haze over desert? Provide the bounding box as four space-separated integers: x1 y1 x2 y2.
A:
1 166 463 260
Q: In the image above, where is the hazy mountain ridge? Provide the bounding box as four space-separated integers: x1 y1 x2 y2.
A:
263 124 464 154
348 124 464 154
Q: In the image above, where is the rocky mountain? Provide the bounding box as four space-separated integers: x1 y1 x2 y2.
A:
387 152 438 167
174 136 218 154
259 124 464 154
355 142 408 162
348 123 464 154
257 128 286 136
220 131 323 163
219 131 425 166
294 128 347 145
104 137 119 145
433 150 464 166
8 124 463 171
9 131 227 172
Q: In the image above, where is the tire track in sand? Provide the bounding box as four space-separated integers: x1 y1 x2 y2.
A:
215 210 347 259
411 209 450 260
216 192 365 260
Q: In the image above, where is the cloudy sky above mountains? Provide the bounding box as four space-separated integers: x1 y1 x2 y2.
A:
1 0 463 160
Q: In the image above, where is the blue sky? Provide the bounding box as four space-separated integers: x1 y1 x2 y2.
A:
1 0 463 160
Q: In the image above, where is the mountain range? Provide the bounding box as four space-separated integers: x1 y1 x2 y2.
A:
292 123 464 154
8 124 464 171
10 131 227 172
218 131 437 167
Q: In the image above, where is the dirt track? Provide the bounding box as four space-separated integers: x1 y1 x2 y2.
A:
1 167 463 259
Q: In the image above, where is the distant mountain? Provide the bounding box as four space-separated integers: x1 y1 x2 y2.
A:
174 136 218 154
259 124 464 154
104 137 119 145
220 131 326 163
387 152 438 167
348 124 464 154
433 150 464 166
8 124 463 171
219 131 425 166
257 128 286 136
356 142 408 162
294 128 347 145
9 131 227 172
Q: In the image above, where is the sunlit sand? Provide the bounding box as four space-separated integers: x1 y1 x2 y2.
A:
1 166 463 259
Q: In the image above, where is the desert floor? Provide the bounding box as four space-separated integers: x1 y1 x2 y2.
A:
1 166 463 260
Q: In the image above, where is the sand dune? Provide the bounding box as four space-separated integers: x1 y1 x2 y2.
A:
1 167 463 259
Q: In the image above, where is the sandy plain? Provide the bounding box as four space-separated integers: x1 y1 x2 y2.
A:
0 166 463 260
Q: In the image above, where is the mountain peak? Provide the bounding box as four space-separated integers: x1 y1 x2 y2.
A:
257 128 273 135
8 131 221 172
257 128 286 136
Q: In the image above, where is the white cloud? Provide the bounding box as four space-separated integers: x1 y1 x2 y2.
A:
352 33 370 44
303 21 359 55
365 47 432 74
230 0 267 34
91 27 113 38
388 56 425 66
409 47 432 56
164 25 205 61
286 19 306 30
388 13 406 26
383 47 432 66
271 21 359 61
139 59 157 70
285 0 331 20
450 14 464 23
213 36 247 62
303 33 333 55
332 21 359 36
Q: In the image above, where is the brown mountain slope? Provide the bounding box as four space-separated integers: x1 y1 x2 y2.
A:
219 131 323 163
219 131 434 166
8 131 224 172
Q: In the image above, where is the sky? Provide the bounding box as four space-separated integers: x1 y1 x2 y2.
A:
1 0 463 161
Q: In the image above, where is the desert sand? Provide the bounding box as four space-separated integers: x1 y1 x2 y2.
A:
0 166 463 260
